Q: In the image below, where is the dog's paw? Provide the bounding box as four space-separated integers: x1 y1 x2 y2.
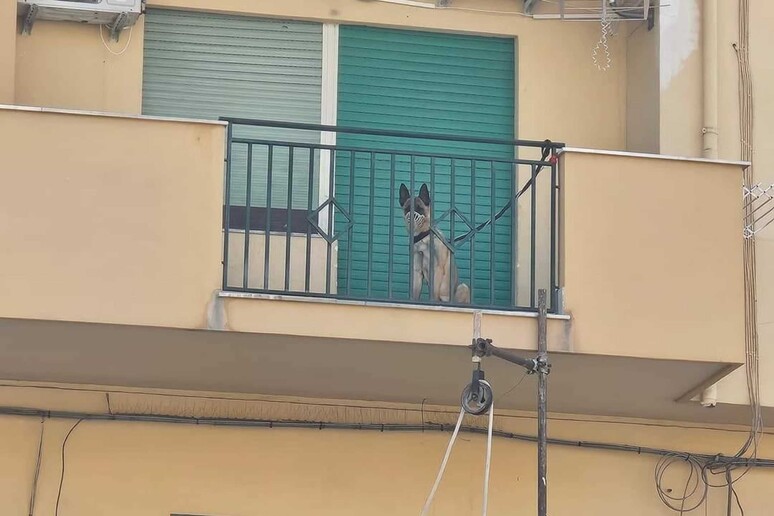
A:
455 284 470 304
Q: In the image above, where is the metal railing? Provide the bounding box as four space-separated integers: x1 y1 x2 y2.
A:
221 118 563 312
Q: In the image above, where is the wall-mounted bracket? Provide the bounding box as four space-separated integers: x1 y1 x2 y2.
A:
108 12 129 42
21 4 38 35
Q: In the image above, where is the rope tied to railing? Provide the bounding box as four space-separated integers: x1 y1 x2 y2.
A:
450 140 557 246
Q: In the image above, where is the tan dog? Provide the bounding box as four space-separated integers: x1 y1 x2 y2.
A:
399 183 470 303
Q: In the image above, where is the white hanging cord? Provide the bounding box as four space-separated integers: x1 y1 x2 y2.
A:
99 24 134 56
592 11 612 71
421 380 495 516
482 397 494 516
421 408 466 515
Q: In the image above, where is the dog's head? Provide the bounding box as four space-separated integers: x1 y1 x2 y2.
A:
399 183 432 234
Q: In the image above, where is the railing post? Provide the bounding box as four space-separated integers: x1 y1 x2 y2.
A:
222 122 233 290
530 164 537 308
243 143 253 290
263 145 274 290
550 156 559 312
305 149 314 293
284 146 294 291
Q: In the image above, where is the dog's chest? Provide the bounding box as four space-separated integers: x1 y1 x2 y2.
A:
412 239 439 268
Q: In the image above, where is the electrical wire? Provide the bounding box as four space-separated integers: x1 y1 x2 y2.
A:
653 2 761 511
654 453 707 513
733 484 745 515
440 6 530 17
5 403 774 515
4 406 774 468
27 418 45 516
55 419 83 516
1 381 768 435
0 380 769 433
496 372 529 401
99 24 133 56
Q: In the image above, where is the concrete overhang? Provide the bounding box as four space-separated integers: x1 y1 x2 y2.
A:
0 315 747 424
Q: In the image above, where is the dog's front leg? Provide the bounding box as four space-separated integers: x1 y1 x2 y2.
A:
411 255 423 300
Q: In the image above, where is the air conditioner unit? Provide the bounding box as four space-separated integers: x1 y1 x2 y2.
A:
18 0 144 40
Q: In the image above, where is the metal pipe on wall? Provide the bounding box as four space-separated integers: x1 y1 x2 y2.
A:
702 0 719 159
699 0 719 407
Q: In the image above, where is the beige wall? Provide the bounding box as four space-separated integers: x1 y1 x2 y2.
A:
1 386 773 515
658 0 703 158
560 150 745 364
14 18 145 114
0 0 16 104
0 107 747 365
746 0 774 402
11 0 628 150
150 0 627 149
0 107 225 329
226 232 336 294
711 0 774 408
625 18 659 154
652 0 774 411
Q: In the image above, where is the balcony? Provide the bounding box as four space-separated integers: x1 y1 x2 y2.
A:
220 118 562 313
0 105 750 423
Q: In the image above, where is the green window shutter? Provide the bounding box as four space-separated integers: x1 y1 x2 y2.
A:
335 25 515 307
142 9 322 211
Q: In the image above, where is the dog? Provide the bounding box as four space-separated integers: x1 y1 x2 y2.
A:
398 183 470 304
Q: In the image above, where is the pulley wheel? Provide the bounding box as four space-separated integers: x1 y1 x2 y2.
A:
461 379 493 415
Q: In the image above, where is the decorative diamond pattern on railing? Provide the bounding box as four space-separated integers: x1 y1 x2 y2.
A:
308 198 354 244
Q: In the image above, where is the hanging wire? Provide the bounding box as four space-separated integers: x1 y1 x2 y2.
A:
99 24 134 56
654 1 762 512
27 418 45 516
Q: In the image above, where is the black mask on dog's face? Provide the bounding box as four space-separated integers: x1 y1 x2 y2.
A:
398 183 432 233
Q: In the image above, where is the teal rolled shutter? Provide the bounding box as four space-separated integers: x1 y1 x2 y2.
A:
335 26 515 307
142 9 322 211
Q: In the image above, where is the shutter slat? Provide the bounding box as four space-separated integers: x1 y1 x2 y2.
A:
335 26 515 307
142 9 323 210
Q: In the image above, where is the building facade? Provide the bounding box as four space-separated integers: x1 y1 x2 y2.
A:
0 0 772 514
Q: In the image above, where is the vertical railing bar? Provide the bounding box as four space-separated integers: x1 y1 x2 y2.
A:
489 160 496 306
325 148 335 295
388 153 396 299
243 143 253 290
409 154 416 301
305 149 314 293
510 160 517 308
449 158 456 305
347 150 355 296
550 160 558 312
284 146 294 291
222 122 233 290
470 159 477 305
530 163 537 308
263 145 274 290
367 151 375 297
429 156 435 302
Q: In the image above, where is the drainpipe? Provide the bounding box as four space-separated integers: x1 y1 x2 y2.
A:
701 0 718 159
700 383 718 408
699 0 719 408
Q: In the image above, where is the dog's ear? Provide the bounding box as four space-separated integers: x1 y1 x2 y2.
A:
399 183 410 207
419 183 431 206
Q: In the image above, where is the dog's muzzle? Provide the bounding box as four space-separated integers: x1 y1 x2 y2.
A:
405 212 426 227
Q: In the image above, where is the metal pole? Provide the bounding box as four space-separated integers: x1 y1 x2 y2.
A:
537 289 548 516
